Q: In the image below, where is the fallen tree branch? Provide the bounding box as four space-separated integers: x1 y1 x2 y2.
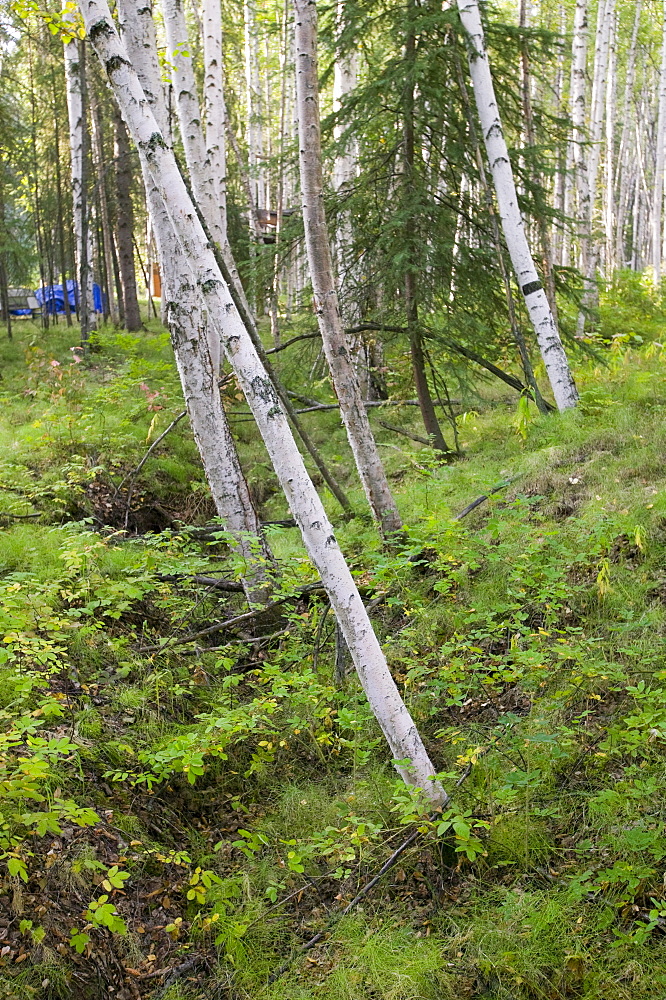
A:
114 410 188 499
377 420 433 446
453 478 515 520
137 583 329 653
268 755 481 984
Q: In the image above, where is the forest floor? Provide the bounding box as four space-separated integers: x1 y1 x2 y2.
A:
0 283 666 998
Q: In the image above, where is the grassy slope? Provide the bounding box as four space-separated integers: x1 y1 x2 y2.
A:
0 289 665 997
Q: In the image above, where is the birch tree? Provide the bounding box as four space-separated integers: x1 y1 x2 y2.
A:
117 0 273 604
569 0 591 281
293 0 403 538
456 0 579 412
83 0 446 808
202 0 228 245
614 0 642 268
62 14 96 342
654 2 666 286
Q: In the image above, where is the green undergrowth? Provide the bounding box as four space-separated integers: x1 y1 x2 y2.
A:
0 290 666 996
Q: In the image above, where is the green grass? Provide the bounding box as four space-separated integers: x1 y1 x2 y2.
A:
2 282 666 997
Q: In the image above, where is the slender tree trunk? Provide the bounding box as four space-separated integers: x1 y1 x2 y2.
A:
202 0 228 245
404 2 451 451
456 0 579 412
603 5 617 276
293 0 403 538
269 0 290 347
519 0 558 325
113 108 142 330
90 83 119 324
453 44 549 414
163 0 253 334
118 0 274 604
655 2 666 286
244 0 266 212
63 22 96 344
0 172 11 340
52 70 73 327
83 0 446 808
614 0 642 268
577 0 614 330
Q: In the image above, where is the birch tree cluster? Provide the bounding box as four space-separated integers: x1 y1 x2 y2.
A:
1 0 666 802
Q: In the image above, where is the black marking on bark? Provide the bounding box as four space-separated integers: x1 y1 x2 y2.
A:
145 132 167 151
266 405 281 419
89 18 113 41
522 280 543 297
326 534 336 546
105 54 130 74
201 278 219 294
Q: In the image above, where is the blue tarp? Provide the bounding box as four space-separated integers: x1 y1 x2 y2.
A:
35 280 103 315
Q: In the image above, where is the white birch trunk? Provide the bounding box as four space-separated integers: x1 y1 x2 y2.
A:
614 0 642 267
117 0 272 604
244 0 266 212
202 0 228 245
456 0 579 411
654 2 666 286
578 0 614 327
603 6 617 275
332 1 359 326
83 0 446 808
162 0 225 249
62 18 96 333
294 0 402 537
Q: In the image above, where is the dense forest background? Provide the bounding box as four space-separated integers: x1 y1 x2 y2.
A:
0 0 666 998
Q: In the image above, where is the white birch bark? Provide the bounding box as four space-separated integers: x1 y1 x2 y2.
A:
614 0 642 267
603 6 617 275
456 0 579 411
62 16 96 334
117 0 273 604
332 1 359 325
578 0 614 330
202 0 228 245
162 0 225 249
244 0 266 212
654 2 666 285
83 0 446 807
294 0 403 537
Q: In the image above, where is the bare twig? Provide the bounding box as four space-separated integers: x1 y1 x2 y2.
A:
453 478 517 520
377 420 432 446
266 331 321 354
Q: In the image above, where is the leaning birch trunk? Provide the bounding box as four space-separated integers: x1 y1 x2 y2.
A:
62 18 96 339
456 0 578 411
654 3 666 286
162 0 225 248
293 0 403 538
202 0 228 245
84 0 446 808
162 0 252 345
117 0 273 604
